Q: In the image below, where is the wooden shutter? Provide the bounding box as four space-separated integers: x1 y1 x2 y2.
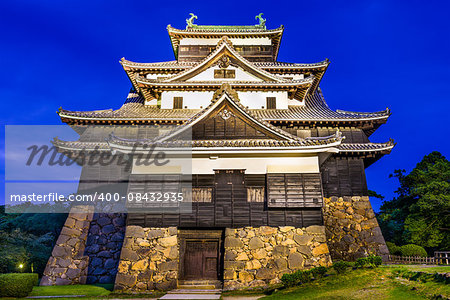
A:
266 97 276 109
267 174 286 207
267 173 323 208
173 97 183 109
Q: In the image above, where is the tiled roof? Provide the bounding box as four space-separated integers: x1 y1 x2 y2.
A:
338 140 395 152
120 58 329 71
53 136 394 153
167 24 284 34
251 90 391 121
58 90 390 124
135 75 314 87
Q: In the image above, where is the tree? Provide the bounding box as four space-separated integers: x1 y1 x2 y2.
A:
377 151 450 252
0 205 67 274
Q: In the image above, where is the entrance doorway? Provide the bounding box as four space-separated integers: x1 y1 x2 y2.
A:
184 241 218 280
179 229 224 282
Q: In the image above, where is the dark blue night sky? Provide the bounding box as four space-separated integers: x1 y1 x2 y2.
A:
1 0 449 211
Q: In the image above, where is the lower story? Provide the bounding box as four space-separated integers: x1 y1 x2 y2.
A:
40 195 389 291
115 225 331 291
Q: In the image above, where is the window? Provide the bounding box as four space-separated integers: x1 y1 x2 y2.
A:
183 187 212 202
266 97 276 109
214 69 235 79
247 187 265 202
266 173 323 208
173 97 183 109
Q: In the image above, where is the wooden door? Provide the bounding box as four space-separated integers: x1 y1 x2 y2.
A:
184 240 218 280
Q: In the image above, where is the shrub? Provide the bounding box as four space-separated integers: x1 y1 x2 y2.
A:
280 272 297 287
309 266 328 278
281 270 312 287
332 261 351 274
355 255 382 268
386 241 401 255
399 244 428 257
0 273 38 298
367 255 383 266
354 257 368 268
281 267 328 287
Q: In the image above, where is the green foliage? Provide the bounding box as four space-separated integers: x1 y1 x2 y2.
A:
332 261 351 274
0 204 67 275
386 241 401 255
354 255 383 268
393 268 450 284
0 273 38 298
309 266 328 279
377 151 450 251
399 244 428 257
368 190 385 200
280 266 329 287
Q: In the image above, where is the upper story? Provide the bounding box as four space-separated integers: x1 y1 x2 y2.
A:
117 14 334 111
170 13 282 63
56 15 394 168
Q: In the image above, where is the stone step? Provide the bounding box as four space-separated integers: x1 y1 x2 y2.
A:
159 293 221 300
177 285 217 290
167 289 221 294
177 280 222 289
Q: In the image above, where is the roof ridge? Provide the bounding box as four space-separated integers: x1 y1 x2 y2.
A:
167 24 284 33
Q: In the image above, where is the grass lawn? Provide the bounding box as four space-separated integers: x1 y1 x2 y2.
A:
29 285 111 297
261 266 449 300
394 264 450 273
28 284 165 299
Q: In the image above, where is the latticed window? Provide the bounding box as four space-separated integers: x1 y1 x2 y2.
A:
266 97 276 109
173 97 183 109
214 69 235 79
247 187 265 202
183 187 212 202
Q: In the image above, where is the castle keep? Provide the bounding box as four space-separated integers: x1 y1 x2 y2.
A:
42 15 393 291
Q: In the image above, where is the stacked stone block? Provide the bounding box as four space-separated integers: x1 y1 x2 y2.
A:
322 196 389 261
84 213 126 284
40 205 94 286
114 226 179 292
223 225 332 291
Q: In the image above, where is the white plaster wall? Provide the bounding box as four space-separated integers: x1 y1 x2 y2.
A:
180 37 272 46
160 90 303 109
132 156 320 175
187 66 263 82
160 91 214 109
146 73 172 80
288 74 305 80
238 91 289 109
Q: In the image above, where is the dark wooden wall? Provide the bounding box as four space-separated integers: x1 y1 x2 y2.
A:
320 157 368 197
278 126 370 144
192 112 268 140
273 125 370 197
178 45 274 63
127 170 323 228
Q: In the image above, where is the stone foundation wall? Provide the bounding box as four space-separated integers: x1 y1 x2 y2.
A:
323 196 389 261
114 226 178 292
223 225 332 291
84 213 126 284
41 206 94 286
